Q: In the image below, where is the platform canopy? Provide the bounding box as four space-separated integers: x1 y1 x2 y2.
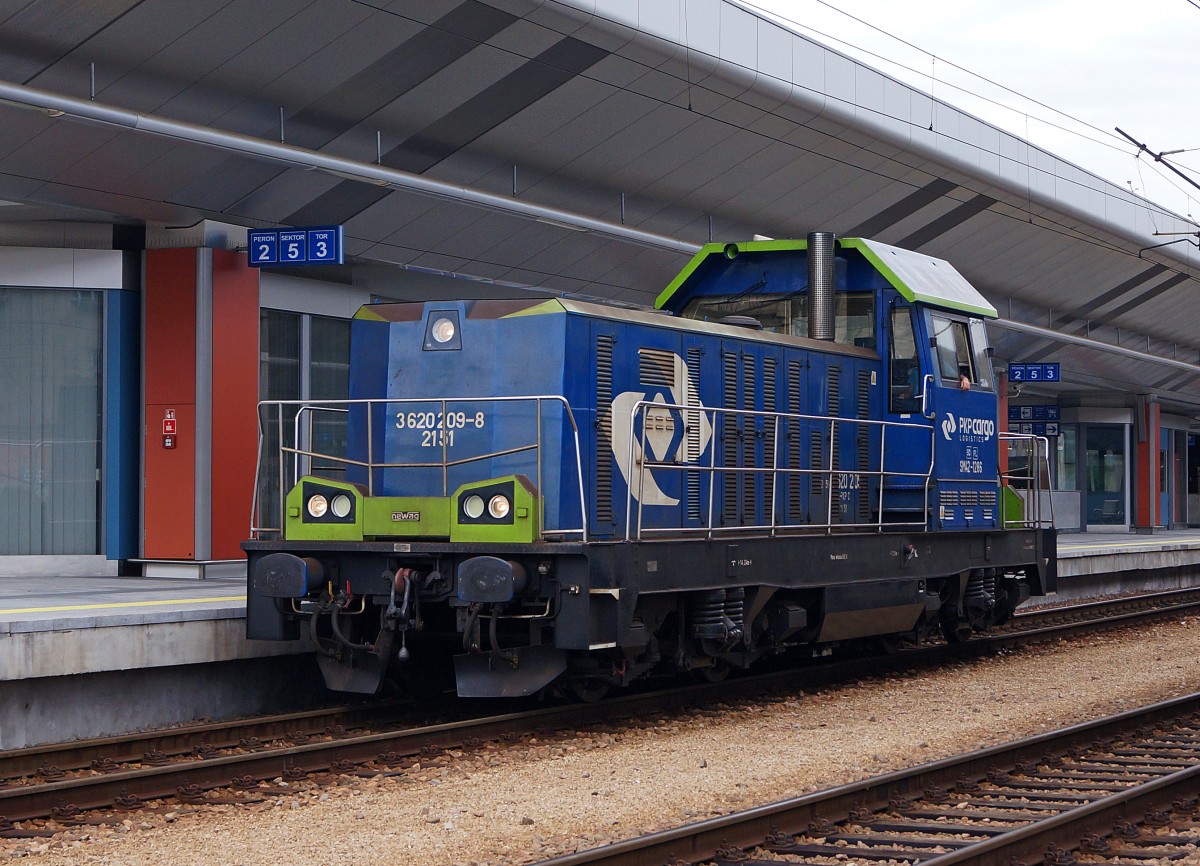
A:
0 0 1198 409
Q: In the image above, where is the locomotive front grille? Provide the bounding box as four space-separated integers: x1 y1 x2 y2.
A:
762 357 777 523
685 347 703 522
595 335 615 524
787 360 803 520
638 348 675 387
856 369 871 523
723 351 739 524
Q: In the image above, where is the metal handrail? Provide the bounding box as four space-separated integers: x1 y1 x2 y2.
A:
998 432 1055 529
624 400 936 541
249 395 588 541
292 405 349 486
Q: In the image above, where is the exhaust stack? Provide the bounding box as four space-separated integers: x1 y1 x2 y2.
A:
807 231 836 341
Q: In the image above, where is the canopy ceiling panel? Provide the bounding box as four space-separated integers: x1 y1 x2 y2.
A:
0 0 1198 407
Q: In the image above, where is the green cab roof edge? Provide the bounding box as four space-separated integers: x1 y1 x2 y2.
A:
655 237 998 319
654 238 806 309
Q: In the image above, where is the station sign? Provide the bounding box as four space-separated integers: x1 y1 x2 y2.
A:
1008 404 1060 437
248 225 343 267
1008 405 1060 422
1008 362 1060 383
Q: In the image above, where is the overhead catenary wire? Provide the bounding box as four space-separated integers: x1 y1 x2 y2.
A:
739 0 1133 151
737 0 1200 208
1117 127 1200 196
340 0 1200 221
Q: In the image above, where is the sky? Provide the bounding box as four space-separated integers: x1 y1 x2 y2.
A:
747 0 1200 226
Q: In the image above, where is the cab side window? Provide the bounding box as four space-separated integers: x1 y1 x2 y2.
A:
889 306 920 413
931 315 973 383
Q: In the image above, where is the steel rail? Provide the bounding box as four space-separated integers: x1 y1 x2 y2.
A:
530 692 1200 866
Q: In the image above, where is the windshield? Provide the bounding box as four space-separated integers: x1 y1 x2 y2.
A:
682 292 875 348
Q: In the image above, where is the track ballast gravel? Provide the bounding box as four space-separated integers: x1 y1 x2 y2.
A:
11 616 1200 865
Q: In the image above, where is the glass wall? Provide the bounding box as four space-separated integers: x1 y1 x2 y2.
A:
0 288 103 554
257 310 350 528
1055 424 1077 490
1085 424 1127 527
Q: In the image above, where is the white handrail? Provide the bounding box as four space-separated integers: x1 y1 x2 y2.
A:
622 399 936 541
250 395 588 541
999 432 1055 529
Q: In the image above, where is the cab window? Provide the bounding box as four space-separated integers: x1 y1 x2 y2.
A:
931 315 973 382
889 306 920 413
968 319 993 390
929 314 993 391
682 292 874 348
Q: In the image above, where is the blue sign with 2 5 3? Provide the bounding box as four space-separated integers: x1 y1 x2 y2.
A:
248 225 343 267
1009 362 1060 383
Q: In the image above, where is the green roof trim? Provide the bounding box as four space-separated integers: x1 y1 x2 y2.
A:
654 237 997 319
499 299 567 318
842 238 997 319
353 306 388 321
654 238 808 309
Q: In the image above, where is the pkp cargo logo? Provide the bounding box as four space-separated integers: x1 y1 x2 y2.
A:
610 353 712 507
942 413 995 442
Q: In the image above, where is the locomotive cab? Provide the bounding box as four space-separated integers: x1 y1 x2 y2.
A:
657 236 1006 532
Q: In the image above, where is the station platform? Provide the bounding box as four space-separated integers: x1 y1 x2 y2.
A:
0 528 1197 748
0 576 320 750
0 576 288 682
1056 527 1200 582
3 528 1198 677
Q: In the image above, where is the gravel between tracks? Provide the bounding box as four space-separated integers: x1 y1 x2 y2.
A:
13 616 1200 865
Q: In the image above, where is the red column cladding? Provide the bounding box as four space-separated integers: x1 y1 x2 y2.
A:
144 248 198 559
997 372 1009 480
1135 399 1160 529
209 248 259 560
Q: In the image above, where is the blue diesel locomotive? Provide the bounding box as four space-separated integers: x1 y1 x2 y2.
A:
245 233 1056 698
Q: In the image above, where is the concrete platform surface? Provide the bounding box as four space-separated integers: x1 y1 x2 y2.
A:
0 575 307 682
1057 527 1200 579
0 575 246 633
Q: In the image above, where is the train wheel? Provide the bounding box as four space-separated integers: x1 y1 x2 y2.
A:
875 635 904 656
939 608 972 644
567 677 610 703
691 660 731 683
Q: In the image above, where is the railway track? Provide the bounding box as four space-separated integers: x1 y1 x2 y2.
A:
0 586 1195 833
533 692 1200 866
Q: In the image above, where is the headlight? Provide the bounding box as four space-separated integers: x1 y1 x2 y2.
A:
488 494 511 519
307 494 328 518
431 317 456 344
463 494 485 519
330 494 352 518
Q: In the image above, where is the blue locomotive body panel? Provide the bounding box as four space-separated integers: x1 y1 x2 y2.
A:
344 298 898 540
346 300 580 531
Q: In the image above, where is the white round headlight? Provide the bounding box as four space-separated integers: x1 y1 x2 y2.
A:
488 494 511 519
331 494 352 518
307 494 328 518
431 317 456 343
463 494 485 519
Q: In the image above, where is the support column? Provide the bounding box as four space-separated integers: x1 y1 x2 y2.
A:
1133 394 1160 534
997 371 1009 481
143 248 259 572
